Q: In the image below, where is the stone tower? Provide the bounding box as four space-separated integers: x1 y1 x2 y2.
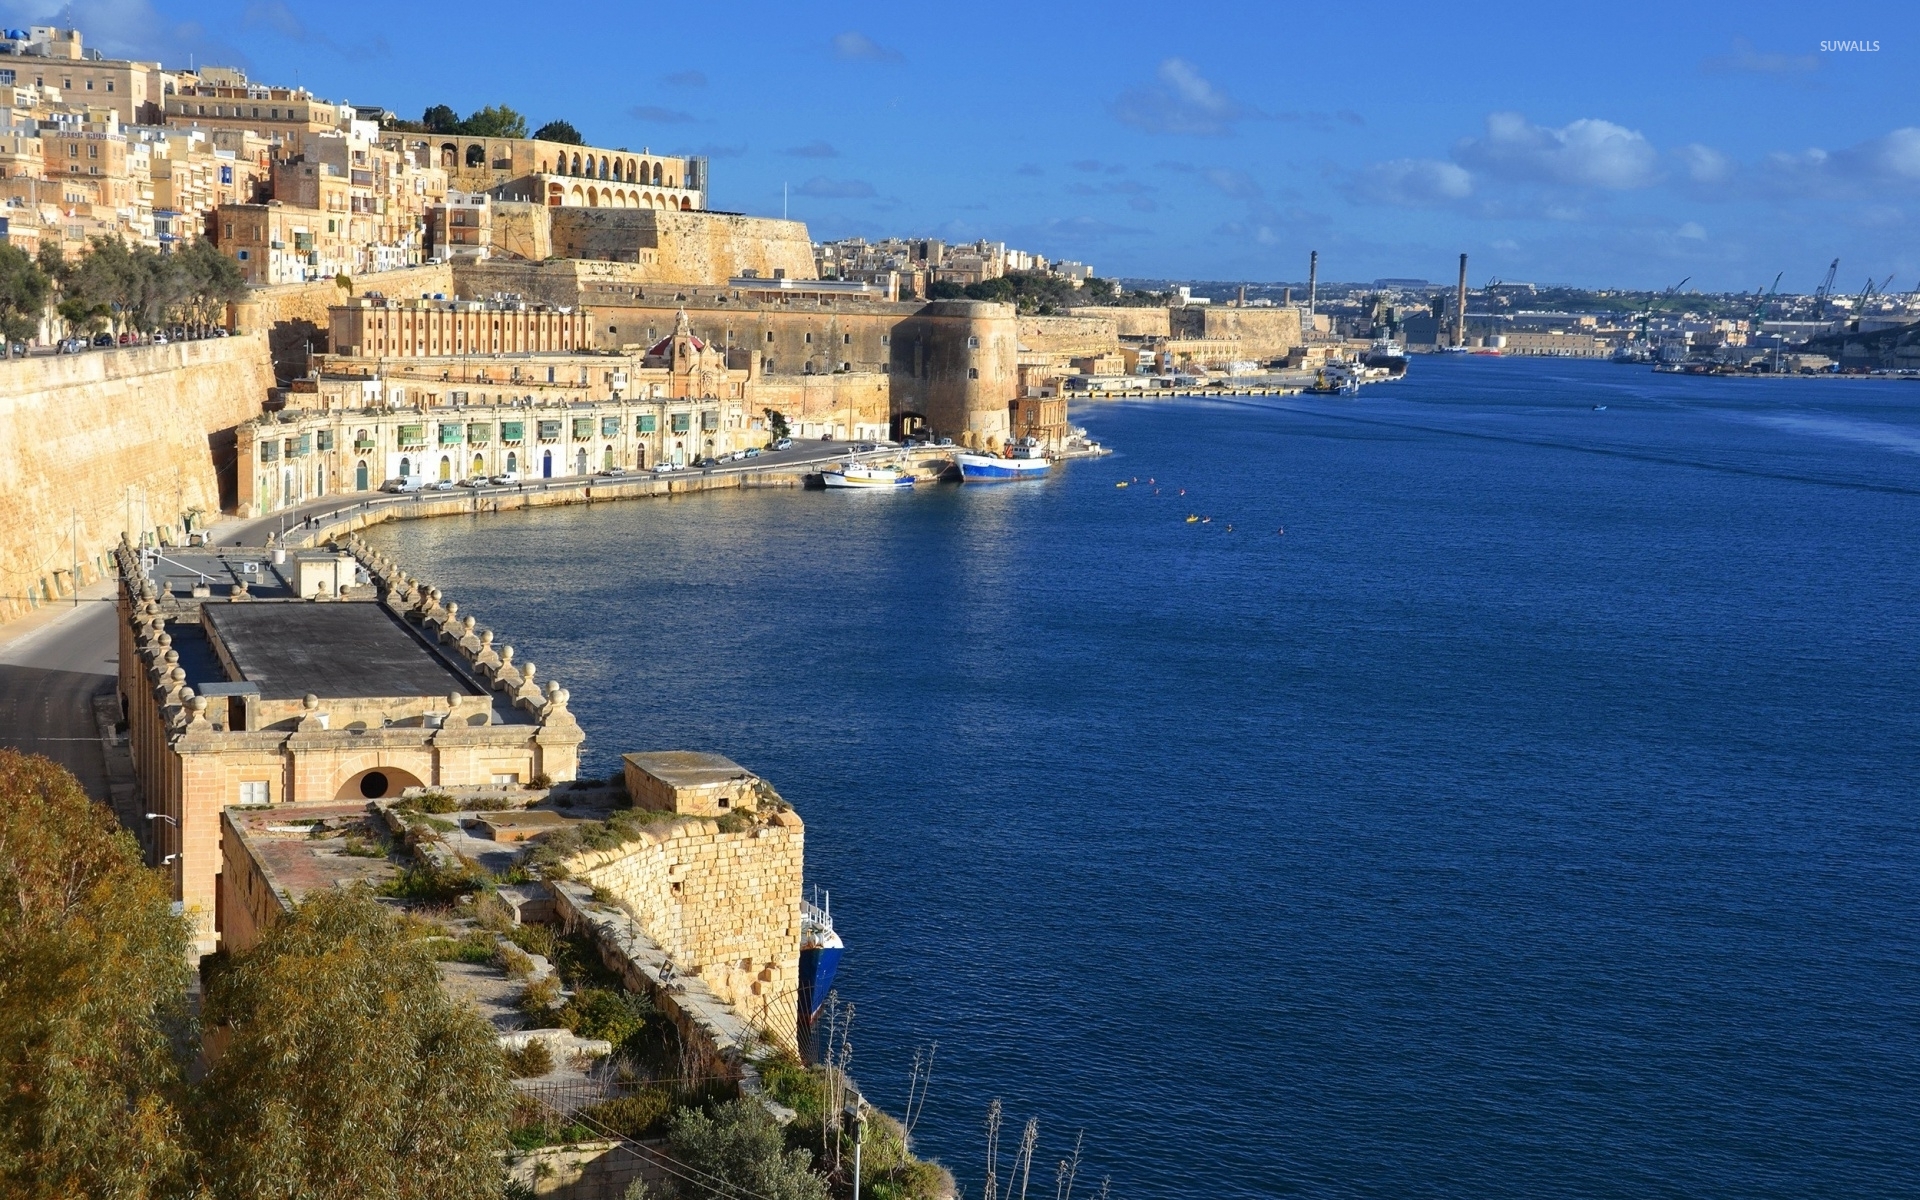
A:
888 300 1018 448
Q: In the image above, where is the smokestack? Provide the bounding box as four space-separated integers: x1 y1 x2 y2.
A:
1456 253 1469 347
1308 251 1318 320
1238 284 1246 308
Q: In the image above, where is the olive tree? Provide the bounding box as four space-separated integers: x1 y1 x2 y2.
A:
197 887 513 1200
0 750 196 1199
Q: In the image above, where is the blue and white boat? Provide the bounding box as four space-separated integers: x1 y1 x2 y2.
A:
956 438 1052 482
797 890 844 1029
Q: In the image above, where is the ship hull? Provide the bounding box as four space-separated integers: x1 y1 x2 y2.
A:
956 453 1051 482
798 942 844 1025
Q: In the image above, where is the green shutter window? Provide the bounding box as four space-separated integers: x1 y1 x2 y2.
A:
537 420 561 441
468 422 491 444
316 429 335 451
439 423 463 446
501 421 525 443
398 424 425 447
700 411 719 431
259 439 279 462
601 416 620 437
294 433 312 456
637 413 657 433
572 417 593 440
671 412 690 433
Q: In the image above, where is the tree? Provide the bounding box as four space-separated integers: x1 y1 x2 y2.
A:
0 244 50 350
459 105 528 139
175 238 246 333
927 280 966 300
0 750 197 1199
421 104 461 134
196 887 511 1200
532 120 583 145
666 1100 829 1200
764 409 790 441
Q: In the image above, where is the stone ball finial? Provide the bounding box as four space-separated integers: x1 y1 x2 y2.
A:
447 691 461 707
180 687 196 703
479 629 494 647
499 645 515 666
163 648 179 663
444 601 458 619
303 693 319 710
521 662 537 684
158 634 173 649
462 615 476 633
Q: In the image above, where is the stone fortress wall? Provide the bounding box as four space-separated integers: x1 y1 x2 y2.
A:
232 263 456 374
0 335 276 625
538 209 818 286
563 803 805 1054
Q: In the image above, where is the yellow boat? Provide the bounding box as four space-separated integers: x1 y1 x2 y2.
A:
1186 514 1199 523
1115 481 1129 488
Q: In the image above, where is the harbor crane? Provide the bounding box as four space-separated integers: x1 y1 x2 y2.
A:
1634 276 1689 342
1813 258 1840 318
1751 272 1782 325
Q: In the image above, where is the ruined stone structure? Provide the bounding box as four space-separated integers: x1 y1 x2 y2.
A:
564 751 805 1053
116 533 583 953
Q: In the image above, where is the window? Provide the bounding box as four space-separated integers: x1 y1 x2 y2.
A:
967 336 979 349
239 780 270 804
844 333 852 344
66 143 77 157
637 413 657 433
766 331 774 342
969 368 979 379
491 773 520 786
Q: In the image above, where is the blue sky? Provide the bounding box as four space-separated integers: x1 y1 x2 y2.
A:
14 0 1920 290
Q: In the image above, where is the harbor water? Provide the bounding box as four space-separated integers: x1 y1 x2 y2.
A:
367 356 1920 1199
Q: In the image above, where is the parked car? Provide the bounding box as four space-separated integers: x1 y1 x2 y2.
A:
489 471 520 485
92 333 114 347
58 338 84 354
854 442 878 453
151 332 168 345
694 456 717 468
770 437 793 451
212 328 230 337
597 467 628 477
430 479 454 491
651 462 679 474
744 447 762 458
456 477 484 488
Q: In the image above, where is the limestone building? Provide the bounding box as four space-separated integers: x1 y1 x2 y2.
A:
117 538 584 954
328 296 592 359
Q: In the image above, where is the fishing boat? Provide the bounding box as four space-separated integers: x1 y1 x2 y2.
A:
822 462 914 489
1304 365 1361 397
797 890 844 1029
956 437 1052 482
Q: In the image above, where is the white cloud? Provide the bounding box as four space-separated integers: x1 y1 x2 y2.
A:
831 31 901 62
1110 59 1254 136
1674 143 1734 185
1455 112 1658 189
1762 128 1920 195
1677 221 1707 240
1344 158 1472 206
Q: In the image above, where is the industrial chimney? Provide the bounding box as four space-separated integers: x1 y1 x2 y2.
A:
1308 251 1319 322
1455 253 1469 348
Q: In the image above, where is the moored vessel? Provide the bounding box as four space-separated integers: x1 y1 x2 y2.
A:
823 462 914 489
798 890 845 1031
956 437 1052 481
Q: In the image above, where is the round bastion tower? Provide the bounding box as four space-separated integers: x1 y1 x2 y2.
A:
888 300 1017 449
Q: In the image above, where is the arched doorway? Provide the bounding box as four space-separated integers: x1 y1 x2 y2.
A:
316 465 326 496
472 453 485 477
541 450 553 478
399 456 412 478
635 445 647 469
438 455 452 481
575 447 588 475
603 445 614 470
355 460 369 490
334 765 425 802
506 450 518 475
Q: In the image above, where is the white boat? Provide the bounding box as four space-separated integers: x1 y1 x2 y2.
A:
822 462 914 489
956 438 1052 482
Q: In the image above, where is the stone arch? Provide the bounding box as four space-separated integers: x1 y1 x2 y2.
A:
570 152 582 175
542 449 553 477
506 450 518 474
586 187 598 207
472 452 485 477
465 143 485 168
399 456 412 478
637 158 649 184
626 157 637 182
680 196 691 210
600 155 610 179
634 444 647 469
603 444 614 470
355 459 369 490
439 143 456 169
575 447 588 475
334 764 426 802
569 184 584 204
438 455 452 481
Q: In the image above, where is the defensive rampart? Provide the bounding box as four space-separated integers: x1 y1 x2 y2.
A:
539 209 817 285
231 263 456 375
1068 305 1171 339
0 335 275 625
1018 314 1119 357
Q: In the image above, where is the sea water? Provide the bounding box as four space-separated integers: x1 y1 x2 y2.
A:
368 356 1920 1199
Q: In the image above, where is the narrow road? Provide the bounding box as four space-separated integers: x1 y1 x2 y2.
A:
0 587 118 797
